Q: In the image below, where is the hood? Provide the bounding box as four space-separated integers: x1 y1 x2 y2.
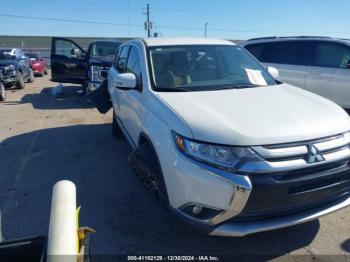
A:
157 83 350 146
0 59 16 67
89 56 114 66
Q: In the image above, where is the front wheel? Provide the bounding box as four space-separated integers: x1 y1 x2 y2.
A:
0 83 6 101
82 81 88 95
129 144 169 207
16 72 25 89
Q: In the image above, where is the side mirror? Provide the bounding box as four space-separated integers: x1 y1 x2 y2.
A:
267 66 279 79
71 48 81 59
113 73 137 90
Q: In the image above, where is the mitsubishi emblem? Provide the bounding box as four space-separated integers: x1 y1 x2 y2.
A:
306 145 324 164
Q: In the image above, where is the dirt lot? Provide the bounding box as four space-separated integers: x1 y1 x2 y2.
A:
0 73 350 260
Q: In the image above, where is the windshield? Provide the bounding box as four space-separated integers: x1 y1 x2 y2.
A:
91 42 120 56
0 49 12 59
149 45 277 91
25 53 40 60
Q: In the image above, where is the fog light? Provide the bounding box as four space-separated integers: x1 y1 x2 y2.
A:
192 205 203 215
180 203 223 220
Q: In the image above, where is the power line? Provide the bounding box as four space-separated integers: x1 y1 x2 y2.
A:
0 13 143 28
0 12 348 36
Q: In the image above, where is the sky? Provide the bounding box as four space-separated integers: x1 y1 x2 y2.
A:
0 0 349 40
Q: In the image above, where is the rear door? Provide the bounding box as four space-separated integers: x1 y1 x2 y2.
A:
305 41 350 108
245 41 308 89
304 41 337 100
51 37 87 83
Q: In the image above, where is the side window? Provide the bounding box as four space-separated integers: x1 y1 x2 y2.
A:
245 44 265 60
55 39 84 60
126 46 141 85
260 41 305 65
313 42 350 68
115 46 130 73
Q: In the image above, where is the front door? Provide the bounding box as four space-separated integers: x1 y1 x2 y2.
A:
118 45 143 145
51 37 87 84
108 45 130 114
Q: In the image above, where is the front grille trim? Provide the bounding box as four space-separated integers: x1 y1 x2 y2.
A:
241 133 350 173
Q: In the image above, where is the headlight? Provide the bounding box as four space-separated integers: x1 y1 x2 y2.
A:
5 64 15 71
90 66 104 82
173 132 263 172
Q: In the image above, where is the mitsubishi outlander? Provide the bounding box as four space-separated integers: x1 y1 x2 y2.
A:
105 37 350 236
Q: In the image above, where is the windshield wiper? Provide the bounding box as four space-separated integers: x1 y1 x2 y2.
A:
215 84 265 90
154 87 190 92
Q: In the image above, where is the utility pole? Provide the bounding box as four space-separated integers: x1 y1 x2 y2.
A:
144 4 151 38
204 22 208 38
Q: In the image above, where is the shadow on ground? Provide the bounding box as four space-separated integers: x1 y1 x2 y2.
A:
0 124 320 258
3 85 92 110
341 239 350 252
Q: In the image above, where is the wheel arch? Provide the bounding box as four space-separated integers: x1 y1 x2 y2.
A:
138 131 155 150
137 131 162 167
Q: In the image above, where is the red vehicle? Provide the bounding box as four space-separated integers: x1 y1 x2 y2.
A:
25 52 48 76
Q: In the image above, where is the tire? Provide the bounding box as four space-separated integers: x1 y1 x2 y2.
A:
129 143 169 207
82 81 88 95
16 72 25 89
44 68 48 75
28 69 35 83
112 110 123 137
0 83 5 101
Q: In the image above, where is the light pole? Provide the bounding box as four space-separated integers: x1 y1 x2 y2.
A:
204 22 208 38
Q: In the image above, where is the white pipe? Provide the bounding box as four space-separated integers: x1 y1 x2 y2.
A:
47 180 77 262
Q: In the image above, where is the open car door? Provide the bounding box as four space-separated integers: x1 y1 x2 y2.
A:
51 37 88 84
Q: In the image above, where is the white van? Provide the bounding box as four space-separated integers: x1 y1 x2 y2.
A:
240 37 350 109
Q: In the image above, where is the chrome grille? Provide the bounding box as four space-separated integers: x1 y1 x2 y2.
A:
241 133 350 173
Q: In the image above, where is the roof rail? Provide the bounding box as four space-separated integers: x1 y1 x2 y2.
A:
247 36 334 41
247 37 277 41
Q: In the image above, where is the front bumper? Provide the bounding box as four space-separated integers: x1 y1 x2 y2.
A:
210 195 350 237
3 73 17 85
169 147 350 237
32 67 44 74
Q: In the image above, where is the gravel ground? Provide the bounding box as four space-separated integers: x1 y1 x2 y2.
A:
0 73 349 261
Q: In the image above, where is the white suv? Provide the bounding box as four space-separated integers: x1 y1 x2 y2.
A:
240 36 350 109
107 37 350 237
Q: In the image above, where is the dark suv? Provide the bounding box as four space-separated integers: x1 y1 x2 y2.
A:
0 72 5 101
0 48 35 89
51 38 121 94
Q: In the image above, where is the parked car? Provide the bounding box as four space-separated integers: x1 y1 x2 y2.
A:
0 72 5 101
92 37 350 237
240 36 350 109
0 48 35 89
51 38 121 94
25 52 48 76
